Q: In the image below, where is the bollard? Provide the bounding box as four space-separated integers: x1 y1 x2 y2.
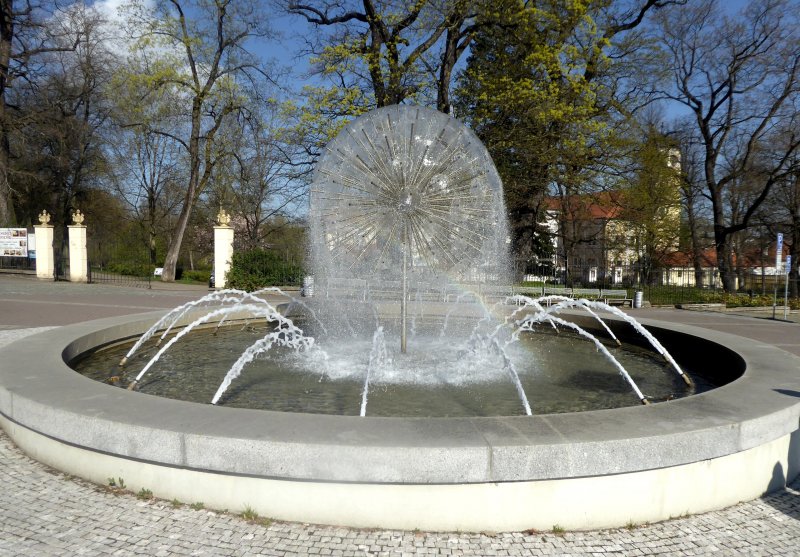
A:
302 275 314 297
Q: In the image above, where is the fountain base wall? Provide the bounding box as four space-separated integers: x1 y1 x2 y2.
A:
3 413 798 531
1 311 800 531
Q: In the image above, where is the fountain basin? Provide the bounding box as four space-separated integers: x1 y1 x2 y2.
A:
71 312 711 416
1 310 799 531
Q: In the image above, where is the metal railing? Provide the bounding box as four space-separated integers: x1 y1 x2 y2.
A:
0 255 35 273
87 234 152 288
518 263 798 307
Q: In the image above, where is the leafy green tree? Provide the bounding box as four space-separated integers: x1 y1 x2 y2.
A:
672 125 714 287
619 126 682 280
455 0 678 266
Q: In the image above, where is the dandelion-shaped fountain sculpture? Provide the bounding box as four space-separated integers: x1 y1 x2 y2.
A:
309 105 510 353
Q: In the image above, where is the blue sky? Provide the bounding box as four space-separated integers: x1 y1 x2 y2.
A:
89 0 759 124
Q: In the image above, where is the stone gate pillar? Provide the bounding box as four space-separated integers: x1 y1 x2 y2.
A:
34 210 54 280
213 209 234 289
68 210 88 283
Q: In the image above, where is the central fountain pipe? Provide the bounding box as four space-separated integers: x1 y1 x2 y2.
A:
400 223 409 354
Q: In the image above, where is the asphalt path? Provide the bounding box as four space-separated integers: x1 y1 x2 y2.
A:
1 275 799 555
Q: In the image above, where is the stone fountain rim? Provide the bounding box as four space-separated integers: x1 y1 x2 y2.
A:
1 310 799 484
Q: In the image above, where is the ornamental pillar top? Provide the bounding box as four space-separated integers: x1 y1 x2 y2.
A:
71 210 85 226
216 208 231 227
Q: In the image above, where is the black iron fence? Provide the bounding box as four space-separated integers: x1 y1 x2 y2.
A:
55 245 69 281
87 233 152 288
519 263 799 307
0 254 35 272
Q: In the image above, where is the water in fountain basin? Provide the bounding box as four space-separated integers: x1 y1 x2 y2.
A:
73 316 715 417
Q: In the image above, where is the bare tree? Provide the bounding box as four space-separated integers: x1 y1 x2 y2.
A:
109 127 184 265
0 0 84 225
753 143 800 296
9 0 114 254
775 156 799 296
225 107 307 250
654 0 800 291
121 0 273 281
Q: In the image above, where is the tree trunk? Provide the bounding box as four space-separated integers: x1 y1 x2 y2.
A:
148 192 157 265
161 100 202 281
0 0 14 225
148 230 157 265
0 118 13 225
713 224 736 292
790 225 799 299
437 26 459 114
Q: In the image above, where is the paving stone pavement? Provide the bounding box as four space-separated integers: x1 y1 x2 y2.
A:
1 427 799 556
1 286 800 555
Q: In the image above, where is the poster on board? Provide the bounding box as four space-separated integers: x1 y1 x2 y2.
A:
0 228 28 257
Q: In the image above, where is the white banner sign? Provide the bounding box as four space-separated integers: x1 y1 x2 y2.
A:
0 228 28 257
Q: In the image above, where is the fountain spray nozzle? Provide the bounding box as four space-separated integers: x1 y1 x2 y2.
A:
118 356 128 367
126 380 138 391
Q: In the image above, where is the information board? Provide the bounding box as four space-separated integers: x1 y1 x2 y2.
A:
0 228 28 257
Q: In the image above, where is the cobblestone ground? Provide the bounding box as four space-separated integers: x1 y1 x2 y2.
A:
0 431 798 556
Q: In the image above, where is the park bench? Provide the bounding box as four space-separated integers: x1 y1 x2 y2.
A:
513 285 543 297
542 286 571 296
540 286 572 305
601 289 632 307
324 278 367 301
480 285 515 304
409 282 445 302
512 285 544 304
571 287 602 300
367 280 403 301
443 285 480 303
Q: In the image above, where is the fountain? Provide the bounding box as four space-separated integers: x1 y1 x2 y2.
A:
309 105 510 354
92 106 692 417
0 105 798 531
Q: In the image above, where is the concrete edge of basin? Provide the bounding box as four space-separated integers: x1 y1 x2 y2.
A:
2 310 800 531
0 311 798 485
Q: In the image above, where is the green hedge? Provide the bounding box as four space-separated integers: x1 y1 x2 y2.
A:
180 270 211 284
645 286 799 309
105 262 155 277
225 248 304 291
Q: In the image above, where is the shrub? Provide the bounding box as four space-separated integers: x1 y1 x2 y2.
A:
225 248 304 291
181 270 211 284
106 262 155 277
